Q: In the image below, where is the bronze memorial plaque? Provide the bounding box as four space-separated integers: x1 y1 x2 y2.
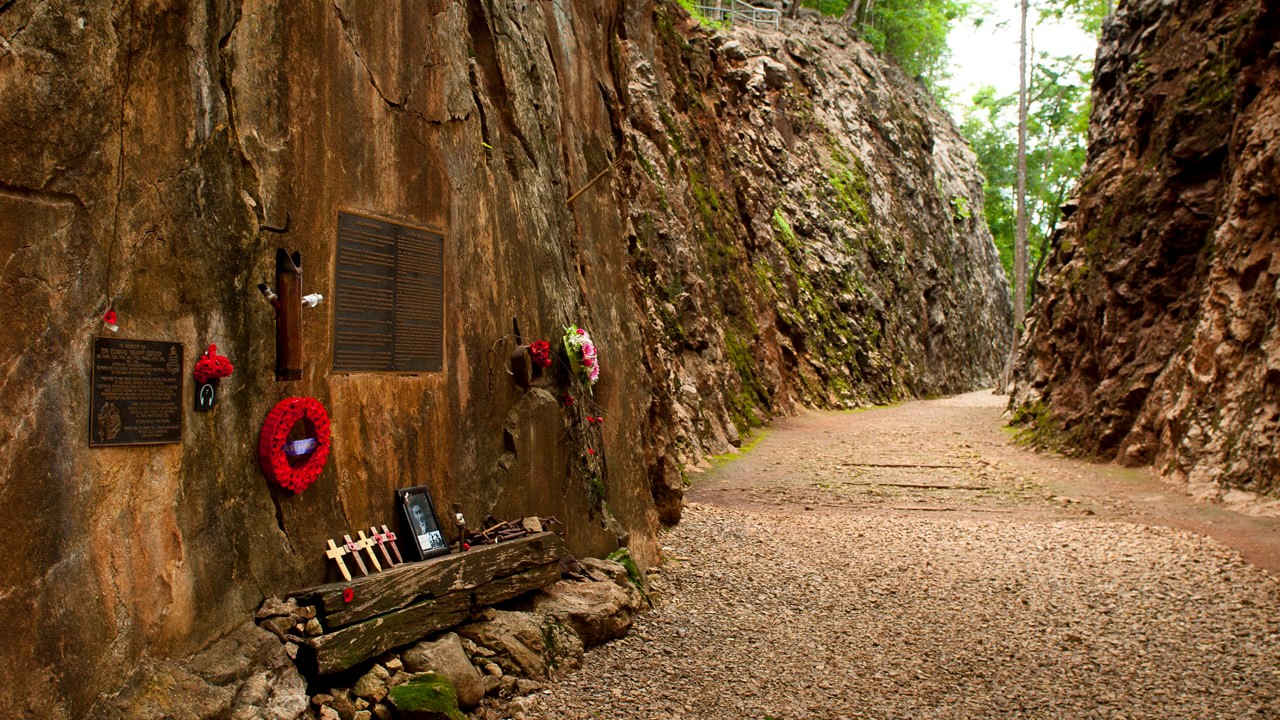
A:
334 211 444 373
90 337 184 446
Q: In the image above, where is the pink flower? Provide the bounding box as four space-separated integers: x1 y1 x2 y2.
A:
582 342 596 359
577 328 585 335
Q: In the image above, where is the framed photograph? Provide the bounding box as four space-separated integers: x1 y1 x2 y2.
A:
395 485 450 560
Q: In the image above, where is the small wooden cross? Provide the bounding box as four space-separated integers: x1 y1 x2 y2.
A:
381 524 404 563
356 530 383 573
326 538 352 582
370 526 396 567
343 533 369 576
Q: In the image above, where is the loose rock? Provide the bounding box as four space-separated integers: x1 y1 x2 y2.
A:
401 633 485 708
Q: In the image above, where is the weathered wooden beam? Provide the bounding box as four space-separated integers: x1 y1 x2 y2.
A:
293 532 566 630
302 561 562 675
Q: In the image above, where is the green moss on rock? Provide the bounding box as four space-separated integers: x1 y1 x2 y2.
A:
388 673 467 720
606 547 647 596
1009 399 1061 449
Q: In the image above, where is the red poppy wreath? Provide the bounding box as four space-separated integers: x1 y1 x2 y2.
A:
258 397 332 493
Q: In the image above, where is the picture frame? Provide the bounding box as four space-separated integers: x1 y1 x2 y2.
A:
394 485 450 561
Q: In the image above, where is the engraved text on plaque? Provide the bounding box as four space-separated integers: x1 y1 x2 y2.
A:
90 337 184 446
334 212 444 373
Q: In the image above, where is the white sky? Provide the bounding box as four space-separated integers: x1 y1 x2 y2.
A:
946 3 1099 116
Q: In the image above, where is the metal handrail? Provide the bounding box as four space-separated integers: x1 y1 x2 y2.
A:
693 0 781 29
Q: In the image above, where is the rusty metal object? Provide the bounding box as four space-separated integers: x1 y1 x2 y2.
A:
510 345 533 388
465 516 561 546
261 248 303 381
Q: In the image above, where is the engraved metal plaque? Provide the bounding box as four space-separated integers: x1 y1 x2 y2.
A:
334 211 444 373
90 337 184 446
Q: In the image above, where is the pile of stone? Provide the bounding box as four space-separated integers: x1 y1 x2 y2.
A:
258 554 647 720
256 597 324 659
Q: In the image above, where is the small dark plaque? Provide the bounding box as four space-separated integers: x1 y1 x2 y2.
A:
334 211 444 373
90 337 183 446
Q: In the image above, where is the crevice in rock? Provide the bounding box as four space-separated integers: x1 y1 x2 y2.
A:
330 0 405 110
0 180 84 207
104 0 137 309
270 490 288 537
3 0 44 44
464 0 535 166
215 0 279 235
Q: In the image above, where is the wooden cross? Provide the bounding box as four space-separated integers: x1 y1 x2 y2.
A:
343 534 369 576
356 530 383 573
381 524 404 564
370 526 396 567
326 538 352 582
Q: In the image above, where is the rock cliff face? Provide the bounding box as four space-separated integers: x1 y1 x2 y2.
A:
1012 0 1280 500
0 0 1008 715
628 14 1012 520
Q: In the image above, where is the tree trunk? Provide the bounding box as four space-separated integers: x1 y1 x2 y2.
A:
1011 0 1030 384
840 0 862 24
787 0 802 20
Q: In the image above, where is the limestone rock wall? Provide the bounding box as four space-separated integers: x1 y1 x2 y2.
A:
0 0 1009 715
627 15 1012 518
1011 0 1280 500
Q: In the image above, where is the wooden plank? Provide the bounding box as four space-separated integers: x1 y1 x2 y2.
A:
304 559 562 675
471 561 561 608
294 532 565 629
304 594 470 676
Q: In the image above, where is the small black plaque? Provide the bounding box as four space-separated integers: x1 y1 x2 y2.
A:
334 211 444 373
90 337 183 446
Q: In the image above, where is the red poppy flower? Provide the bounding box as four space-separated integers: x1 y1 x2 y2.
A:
342 587 354 603
587 448 596 456
193 344 234 383
529 340 552 369
563 394 575 407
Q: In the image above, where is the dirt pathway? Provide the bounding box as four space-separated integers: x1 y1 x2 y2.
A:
507 391 1280 719
691 390 1280 575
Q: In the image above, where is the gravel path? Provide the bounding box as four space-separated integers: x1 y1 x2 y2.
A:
509 392 1280 719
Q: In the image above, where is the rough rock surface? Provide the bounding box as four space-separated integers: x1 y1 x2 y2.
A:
532 576 647 647
1011 0 1280 501
456 609 585 681
401 633 484 709
88 622 307 720
629 14 1012 522
0 1 1008 715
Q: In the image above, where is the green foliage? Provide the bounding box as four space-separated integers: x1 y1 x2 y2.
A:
861 0 974 90
676 0 728 30
1035 0 1109 34
792 0 975 95
959 49 1092 299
